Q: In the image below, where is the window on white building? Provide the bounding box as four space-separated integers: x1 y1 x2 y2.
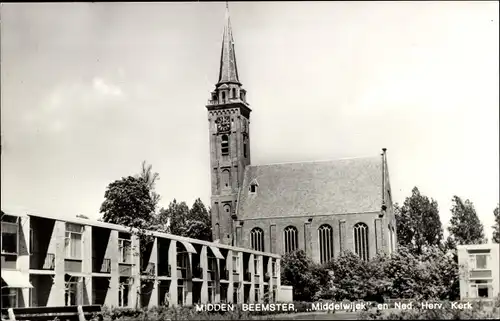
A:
177 280 186 305
65 223 84 259
468 253 490 270
232 253 240 273
470 280 492 298
1 218 19 255
254 284 260 302
119 238 132 264
233 283 240 303
254 256 261 275
65 277 82 306
118 278 131 307
208 281 216 303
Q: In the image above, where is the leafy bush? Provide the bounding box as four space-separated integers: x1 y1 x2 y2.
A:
322 251 389 302
284 245 461 302
280 250 331 302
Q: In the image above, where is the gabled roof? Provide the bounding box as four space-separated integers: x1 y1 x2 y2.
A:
237 156 384 220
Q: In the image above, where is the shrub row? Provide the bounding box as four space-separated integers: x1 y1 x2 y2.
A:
281 247 461 302
356 298 500 320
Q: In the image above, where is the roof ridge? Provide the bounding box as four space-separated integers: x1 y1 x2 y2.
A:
247 155 380 167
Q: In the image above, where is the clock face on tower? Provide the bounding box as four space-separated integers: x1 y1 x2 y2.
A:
215 116 231 133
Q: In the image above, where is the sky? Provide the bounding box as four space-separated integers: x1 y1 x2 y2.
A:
1 1 499 240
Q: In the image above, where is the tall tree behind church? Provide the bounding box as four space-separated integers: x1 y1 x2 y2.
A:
448 196 486 245
492 205 499 243
395 187 443 254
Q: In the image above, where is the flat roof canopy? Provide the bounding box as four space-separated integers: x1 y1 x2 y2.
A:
1 270 33 288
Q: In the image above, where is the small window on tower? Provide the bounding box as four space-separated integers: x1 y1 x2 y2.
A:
231 88 236 98
250 184 257 193
221 91 226 102
221 135 229 156
243 137 248 158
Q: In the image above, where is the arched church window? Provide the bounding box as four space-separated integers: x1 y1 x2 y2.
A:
283 226 298 254
353 223 369 261
318 224 334 264
251 228 264 252
221 135 229 156
221 170 230 188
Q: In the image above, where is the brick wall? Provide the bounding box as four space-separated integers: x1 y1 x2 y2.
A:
238 211 389 263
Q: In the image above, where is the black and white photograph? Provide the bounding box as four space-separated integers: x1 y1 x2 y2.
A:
1 1 499 320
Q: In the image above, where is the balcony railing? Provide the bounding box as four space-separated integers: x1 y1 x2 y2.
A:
43 253 55 270
92 258 111 273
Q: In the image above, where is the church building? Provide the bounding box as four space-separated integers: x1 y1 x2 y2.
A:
206 5 397 264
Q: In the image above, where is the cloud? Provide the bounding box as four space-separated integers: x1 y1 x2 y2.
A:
92 77 123 97
18 77 126 135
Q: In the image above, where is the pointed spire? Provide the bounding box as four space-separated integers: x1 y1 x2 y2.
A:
217 2 240 85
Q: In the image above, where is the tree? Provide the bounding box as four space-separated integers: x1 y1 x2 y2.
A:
158 199 190 236
448 196 485 245
100 176 156 229
382 246 459 301
137 161 161 211
395 187 443 254
157 198 212 241
323 251 389 302
185 198 212 241
493 205 500 243
280 250 327 302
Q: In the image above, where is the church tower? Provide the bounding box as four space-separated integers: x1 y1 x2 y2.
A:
206 4 251 245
